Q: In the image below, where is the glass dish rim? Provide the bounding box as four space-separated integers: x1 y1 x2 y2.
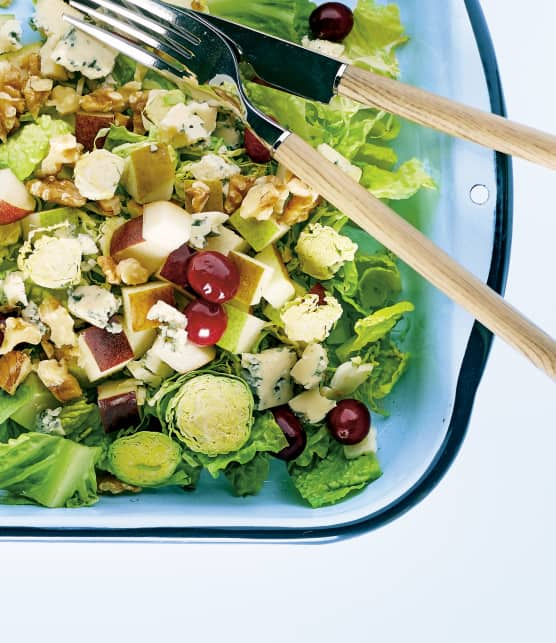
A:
0 0 513 542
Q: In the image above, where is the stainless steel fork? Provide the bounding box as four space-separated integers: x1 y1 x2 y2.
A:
64 0 556 378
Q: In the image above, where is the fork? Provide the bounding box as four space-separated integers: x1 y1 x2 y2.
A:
65 0 556 379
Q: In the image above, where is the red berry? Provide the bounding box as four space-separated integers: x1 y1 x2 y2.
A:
271 406 307 461
309 2 354 42
184 299 227 346
327 399 371 445
244 128 272 163
186 251 240 304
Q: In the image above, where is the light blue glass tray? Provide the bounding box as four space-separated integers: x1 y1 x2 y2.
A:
0 0 512 541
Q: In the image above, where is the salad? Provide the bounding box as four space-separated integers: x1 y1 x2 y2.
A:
0 0 433 509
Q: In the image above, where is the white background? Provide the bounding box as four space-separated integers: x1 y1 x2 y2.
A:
1 1 555 641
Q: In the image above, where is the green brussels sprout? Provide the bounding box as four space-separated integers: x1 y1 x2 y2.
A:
166 373 254 456
107 431 181 487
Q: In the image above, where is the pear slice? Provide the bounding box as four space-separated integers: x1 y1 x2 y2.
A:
122 144 175 204
255 244 296 309
229 210 289 252
229 250 275 308
205 226 248 256
217 304 266 354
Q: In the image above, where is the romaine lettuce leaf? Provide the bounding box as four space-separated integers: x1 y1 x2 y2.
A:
0 115 73 180
224 453 270 496
0 433 100 508
343 0 409 77
208 0 315 43
195 412 288 477
289 442 382 508
361 158 436 200
337 301 414 361
292 424 331 468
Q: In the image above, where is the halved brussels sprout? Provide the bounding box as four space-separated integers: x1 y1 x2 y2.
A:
107 431 181 487
167 373 254 456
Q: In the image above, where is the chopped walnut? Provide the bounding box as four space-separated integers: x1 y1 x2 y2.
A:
0 60 27 91
0 91 22 142
38 298 76 348
80 88 126 113
279 178 320 226
38 134 83 177
128 90 149 135
41 339 56 360
117 258 149 285
224 174 255 214
118 81 142 101
97 256 121 285
96 472 142 495
23 75 53 117
27 177 87 207
98 196 122 217
114 112 131 128
0 351 32 395
47 85 80 115
0 318 42 355
185 181 211 213
240 176 289 221
36 359 82 402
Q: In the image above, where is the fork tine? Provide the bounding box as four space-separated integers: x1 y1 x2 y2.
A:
62 14 189 77
70 0 195 62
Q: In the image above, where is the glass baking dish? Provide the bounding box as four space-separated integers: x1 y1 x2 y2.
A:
0 0 512 541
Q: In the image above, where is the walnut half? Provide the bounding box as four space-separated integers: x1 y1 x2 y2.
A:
0 351 32 395
96 472 142 495
27 177 87 207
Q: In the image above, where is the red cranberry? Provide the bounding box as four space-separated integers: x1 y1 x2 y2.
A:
184 299 227 346
186 251 240 304
271 406 307 461
327 399 371 445
309 283 327 305
309 2 354 42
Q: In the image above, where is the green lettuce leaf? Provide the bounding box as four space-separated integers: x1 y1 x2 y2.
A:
337 301 414 361
343 0 409 77
0 116 73 180
208 0 315 43
37 398 103 444
361 158 435 200
0 433 100 508
224 453 270 496
112 54 136 85
289 443 382 508
195 412 288 478
102 125 148 152
292 424 331 468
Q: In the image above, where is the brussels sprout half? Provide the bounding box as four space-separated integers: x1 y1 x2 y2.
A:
165 373 254 456
107 431 181 487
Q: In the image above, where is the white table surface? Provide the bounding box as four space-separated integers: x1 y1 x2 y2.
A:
1 1 555 640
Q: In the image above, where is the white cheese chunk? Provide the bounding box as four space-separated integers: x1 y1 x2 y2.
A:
2 271 28 307
77 234 98 256
241 347 297 411
190 211 229 250
0 19 22 54
74 150 125 201
327 357 374 399
289 388 337 424
205 226 248 255
343 427 378 460
190 153 240 181
150 332 215 374
301 36 346 59
147 301 187 329
291 343 328 390
317 143 363 182
159 101 218 147
51 26 117 80
68 285 121 332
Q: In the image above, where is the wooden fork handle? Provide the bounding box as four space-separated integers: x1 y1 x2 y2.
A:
274 132 556 379
337 65 556 169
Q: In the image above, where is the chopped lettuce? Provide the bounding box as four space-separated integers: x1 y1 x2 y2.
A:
112 54 137 85
289 442 382 508
37 398 103 443
208 0 315 43
225 453 270 496
343 0 409 77
0 116 73 180
292 424 331 468
361 159 436 200
337 301 414 361
0 433 100 508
